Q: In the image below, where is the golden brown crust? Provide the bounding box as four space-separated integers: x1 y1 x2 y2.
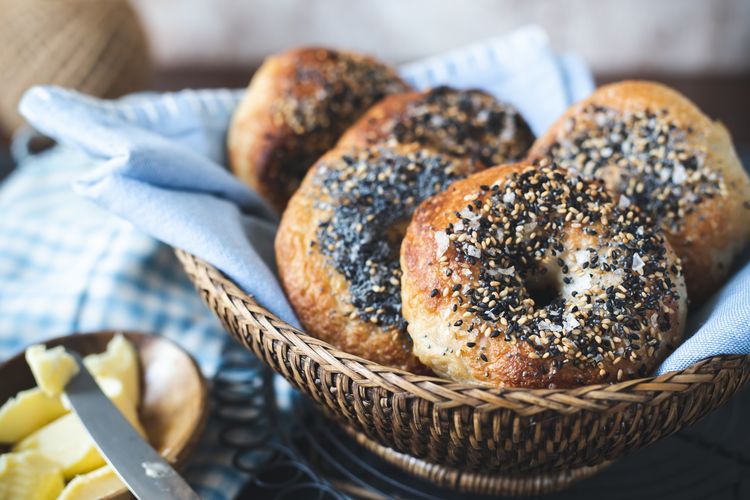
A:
337 86 534 166
276 144 481 373
529 80 750 304
228 47 410 213
401 162 687 389
337 91 417 149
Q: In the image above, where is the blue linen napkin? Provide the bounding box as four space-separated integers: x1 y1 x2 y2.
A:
3 23 745 498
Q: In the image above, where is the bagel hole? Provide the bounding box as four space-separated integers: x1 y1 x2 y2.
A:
526 271 561 309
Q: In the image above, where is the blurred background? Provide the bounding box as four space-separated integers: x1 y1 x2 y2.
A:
136 0 749 73
0 0 748 177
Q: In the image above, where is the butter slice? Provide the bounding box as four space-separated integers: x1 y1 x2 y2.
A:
0 450 64 500
84 334 140 406
15 377 146 480
14 413 106 479
0 387 67 444
58 465 124 500
25 345 79 397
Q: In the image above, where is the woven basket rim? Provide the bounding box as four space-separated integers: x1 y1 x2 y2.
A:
176 249 750 414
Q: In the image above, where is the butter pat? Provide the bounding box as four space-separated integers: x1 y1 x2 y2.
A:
25 345 79 397
0 387 67 443
58 465 124 500
14 413 106 479
59 376 146 436
0 450 64 500
15 377 146 480
84 334 140 406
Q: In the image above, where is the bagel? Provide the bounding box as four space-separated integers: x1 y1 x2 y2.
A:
337 86 534 167
276 144 482 372
401 160 687 388
529 81 750 304
228 47 410 212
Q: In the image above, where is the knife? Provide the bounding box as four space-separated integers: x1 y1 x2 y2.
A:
64 351 200 500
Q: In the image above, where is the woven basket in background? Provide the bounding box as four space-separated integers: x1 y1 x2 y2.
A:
0 0 151 135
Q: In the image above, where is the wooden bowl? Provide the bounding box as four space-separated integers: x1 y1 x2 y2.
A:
0 331 208 499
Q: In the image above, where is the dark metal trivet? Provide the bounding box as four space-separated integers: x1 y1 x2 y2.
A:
212 339 750 500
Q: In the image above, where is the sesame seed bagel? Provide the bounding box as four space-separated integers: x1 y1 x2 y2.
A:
276 143 482 372
529 81 750 304
228 47 410 213
337 86 534 167
401 161 687 388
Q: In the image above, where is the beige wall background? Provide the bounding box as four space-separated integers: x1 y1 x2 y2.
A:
131 0 750 74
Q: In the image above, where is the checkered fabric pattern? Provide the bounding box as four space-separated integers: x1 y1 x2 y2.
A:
0 142 229 372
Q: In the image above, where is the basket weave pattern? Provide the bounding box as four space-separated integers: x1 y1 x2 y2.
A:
176 250 750 484
0 0 151 133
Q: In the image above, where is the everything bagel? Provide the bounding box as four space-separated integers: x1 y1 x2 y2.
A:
401 160 688 388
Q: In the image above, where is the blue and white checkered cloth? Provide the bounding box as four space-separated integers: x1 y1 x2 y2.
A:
4 24 748 498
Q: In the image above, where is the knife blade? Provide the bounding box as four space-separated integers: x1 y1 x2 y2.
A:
64 351 200 500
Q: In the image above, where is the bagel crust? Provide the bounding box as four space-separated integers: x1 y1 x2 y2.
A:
401 161 687 389
276 144 482 372
337 86 534 167
529 81 750 304
228 47 409 213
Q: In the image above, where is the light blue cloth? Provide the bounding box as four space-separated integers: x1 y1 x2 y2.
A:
661 257 750 373
5 23 744 498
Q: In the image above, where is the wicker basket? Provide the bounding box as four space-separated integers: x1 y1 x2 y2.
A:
176 250 750 496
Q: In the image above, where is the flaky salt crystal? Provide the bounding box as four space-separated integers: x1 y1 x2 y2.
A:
460 208 480 220
672 163 688 184
650 313 659 329
632 253 645 272
538 320 562 332
435 231 449 258
659 168 672 184
564 314 580 332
